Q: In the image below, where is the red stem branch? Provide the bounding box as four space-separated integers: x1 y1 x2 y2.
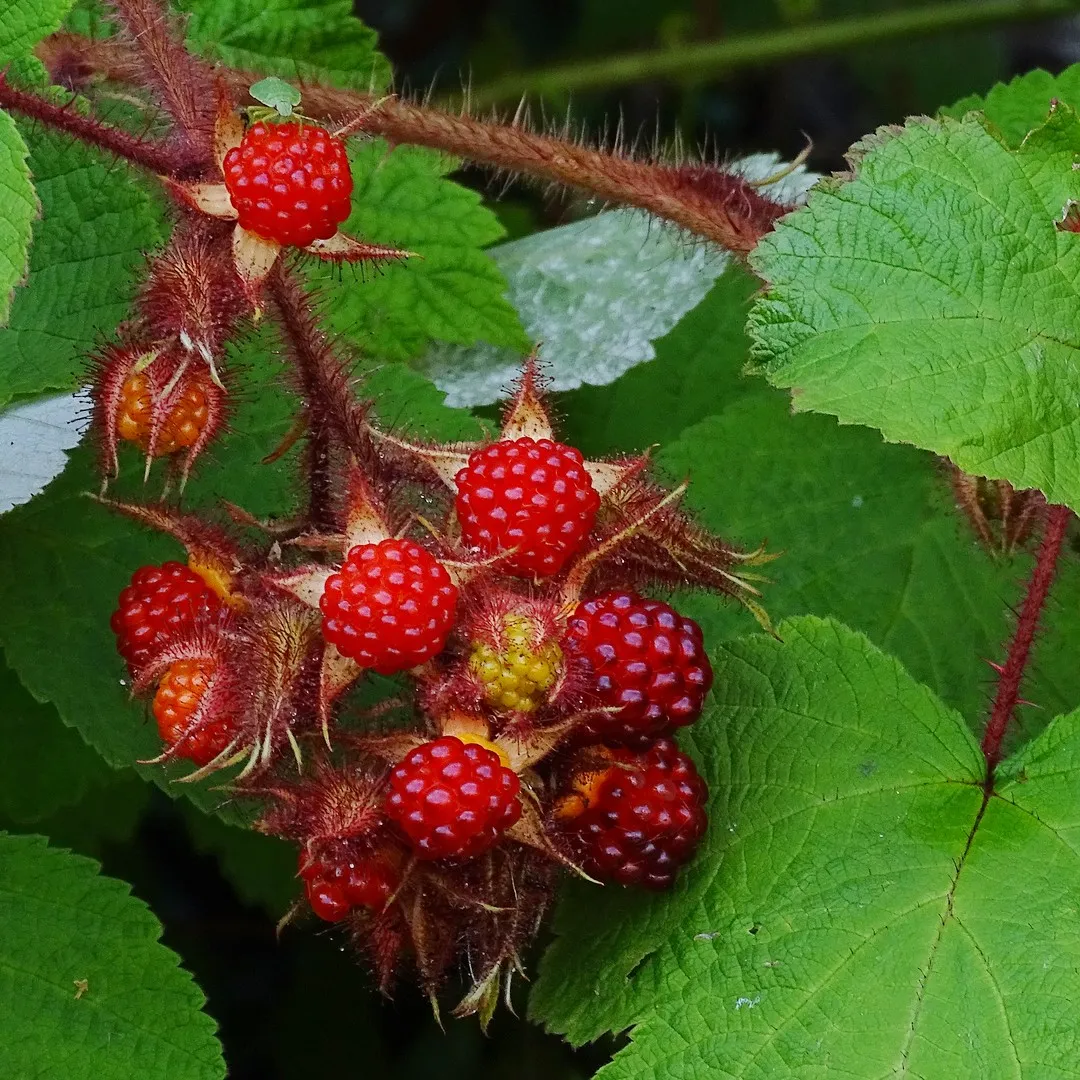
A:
0 71 192 176
38 32 792 254
981 503 1072 771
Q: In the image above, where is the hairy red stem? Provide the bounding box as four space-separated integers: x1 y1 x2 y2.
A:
39 32 791 254
981 503 1072 771
0 71 193 176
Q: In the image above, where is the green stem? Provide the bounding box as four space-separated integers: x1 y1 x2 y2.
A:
468 0 1080 105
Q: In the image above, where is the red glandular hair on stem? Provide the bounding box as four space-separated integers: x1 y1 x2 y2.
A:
981 503 1073 772
38 32 795 254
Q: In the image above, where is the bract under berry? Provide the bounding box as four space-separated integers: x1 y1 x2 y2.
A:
223 121 353 248
320 538 458 675
565 591 713 744
111 561 220 674
454 437 600 578
385 735 522 860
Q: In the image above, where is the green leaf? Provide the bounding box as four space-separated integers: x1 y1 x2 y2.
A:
656 397 1054 734
180 0 390 92
422 154 817 408
0 653 114 823
0 0 76 66
749 106 1080 512
532 616 1080 1077
0 833 224 1078
0 109 36 328
0 124 165 409
558 262 760 455
312 140 527 364
943 62 1080 147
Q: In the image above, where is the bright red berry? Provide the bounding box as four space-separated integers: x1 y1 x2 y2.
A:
454 437 600 578
299 851 398 922
153 658 234 767
320 539 459 674
565 591 713 744
385 735 522 860
559 738 707 890
222 121 353 248
111 562 220 674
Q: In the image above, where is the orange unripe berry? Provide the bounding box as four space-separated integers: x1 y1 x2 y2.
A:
116 371 210 456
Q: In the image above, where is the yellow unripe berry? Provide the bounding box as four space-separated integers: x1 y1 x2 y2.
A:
469 615 562 714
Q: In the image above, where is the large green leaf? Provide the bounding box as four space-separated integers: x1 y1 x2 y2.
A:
533 616 1080 1077
0 833 224 1078
0 110 36 328
0 125 165 409
0 0 76 66
312 139 528 364
181 0 390 92
749 105 1080 512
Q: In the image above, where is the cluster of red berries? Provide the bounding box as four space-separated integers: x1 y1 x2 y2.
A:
94 87 759 1018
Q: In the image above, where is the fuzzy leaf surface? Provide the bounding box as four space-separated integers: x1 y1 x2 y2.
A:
0 109 36 328
0 0 76 66
533 616 1080 1077
424 154 817 407
181 0 390 91
749 108 1080 511
0 126 164 409
0 833 224 1078
311 140 527 364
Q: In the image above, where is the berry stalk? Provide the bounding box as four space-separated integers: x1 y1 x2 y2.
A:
981 502 1072 772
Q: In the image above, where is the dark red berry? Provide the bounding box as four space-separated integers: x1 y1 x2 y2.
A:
385 735 522 860
319 539 459 675
454 437 600 578
223 121 353 248
153 658 235 767
565 591 713 744
560 738 707 890
306 878 352 923
111 562 219 675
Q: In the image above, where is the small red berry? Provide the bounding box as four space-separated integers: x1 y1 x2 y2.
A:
223 121 353 248
320 539 458 675
559 738 707 890
298 851 398 919
111 562 220 674
153 658 234 767
116 370 211 456
454 437 600 578
385 735 522 860
306 878 352 923
565 591 713 744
